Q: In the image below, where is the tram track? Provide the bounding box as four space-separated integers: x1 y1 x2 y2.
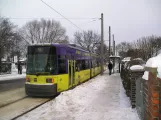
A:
0 96 53 120
0 96 28 108
12 98 53 120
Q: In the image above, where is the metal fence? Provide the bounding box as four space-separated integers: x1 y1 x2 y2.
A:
136 78 144 120
121 63 161 120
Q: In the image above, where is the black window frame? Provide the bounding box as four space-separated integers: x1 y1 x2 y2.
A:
58 56 67 74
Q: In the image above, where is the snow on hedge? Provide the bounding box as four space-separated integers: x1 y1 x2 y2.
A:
130 65 144 71
142 53 161 80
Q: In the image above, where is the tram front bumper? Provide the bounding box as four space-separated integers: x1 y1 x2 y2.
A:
25 83 57 97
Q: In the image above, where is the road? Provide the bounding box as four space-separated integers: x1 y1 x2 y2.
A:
0 78 25 92
0 77 52 120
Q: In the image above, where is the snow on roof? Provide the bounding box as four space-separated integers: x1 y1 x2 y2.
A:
1 58 6 61
19 58 27 61
130 65 144 71
122 57 131 62
110 55 121 58
132 58 143 61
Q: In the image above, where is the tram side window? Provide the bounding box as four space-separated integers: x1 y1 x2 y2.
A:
81 60 86 70
92 60 96 67
97 61 99 67
91 60 93 68
85 60 89 69
76 60 82 71
58 59 66 74
81 60 89 70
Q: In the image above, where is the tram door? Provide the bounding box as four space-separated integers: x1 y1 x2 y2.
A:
68 55 75 87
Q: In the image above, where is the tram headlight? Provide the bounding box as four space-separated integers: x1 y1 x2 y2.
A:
46 78 52 83
26 77 31 82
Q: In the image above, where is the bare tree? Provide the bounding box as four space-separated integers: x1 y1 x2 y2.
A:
9 32 29 61
95 43 109 62
0 17 15 56
21 19 69 44
0 17 21 72
116 42 132 58
118 36 161 61
74 30 101 52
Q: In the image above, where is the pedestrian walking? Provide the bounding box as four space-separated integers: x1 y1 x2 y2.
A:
18 62 22 74
108 61 113 75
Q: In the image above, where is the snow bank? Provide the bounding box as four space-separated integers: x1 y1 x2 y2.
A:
130 65 144 71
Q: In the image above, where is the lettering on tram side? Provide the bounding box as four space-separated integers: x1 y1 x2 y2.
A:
76 50 81 54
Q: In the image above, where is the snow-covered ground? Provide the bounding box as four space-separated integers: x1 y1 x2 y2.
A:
17 71 139 120
0 63 26 81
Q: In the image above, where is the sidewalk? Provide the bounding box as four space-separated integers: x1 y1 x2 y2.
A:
17 71 139 120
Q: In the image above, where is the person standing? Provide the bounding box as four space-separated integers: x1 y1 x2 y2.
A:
108 61 113 75
18 62 22 74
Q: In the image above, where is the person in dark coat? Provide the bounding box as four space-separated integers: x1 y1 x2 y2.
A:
18 62 22 74
108 61 113 75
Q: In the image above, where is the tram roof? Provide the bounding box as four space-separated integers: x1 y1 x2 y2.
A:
29 43 89 53
28 43 100 56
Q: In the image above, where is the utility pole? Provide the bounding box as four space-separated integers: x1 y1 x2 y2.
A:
113 34 115 73
109 26 111 60
113 34 115 56
100 13 104 75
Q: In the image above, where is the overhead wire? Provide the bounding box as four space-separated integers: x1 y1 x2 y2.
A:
78 19 99 26
4 17 99 20
40 0 83 31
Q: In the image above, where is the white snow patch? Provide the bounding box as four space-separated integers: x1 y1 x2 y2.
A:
157 67 161 79
119 81 131 108
142 71 149 80
122 57 131 62
133 58 143 61
130 65 144 71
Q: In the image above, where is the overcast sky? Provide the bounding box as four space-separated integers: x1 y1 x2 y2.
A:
0 0 160 45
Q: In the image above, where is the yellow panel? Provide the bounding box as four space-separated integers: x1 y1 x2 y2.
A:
56 74 69 92
73 72 80 86
79 69 90 83
91 68 95 77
